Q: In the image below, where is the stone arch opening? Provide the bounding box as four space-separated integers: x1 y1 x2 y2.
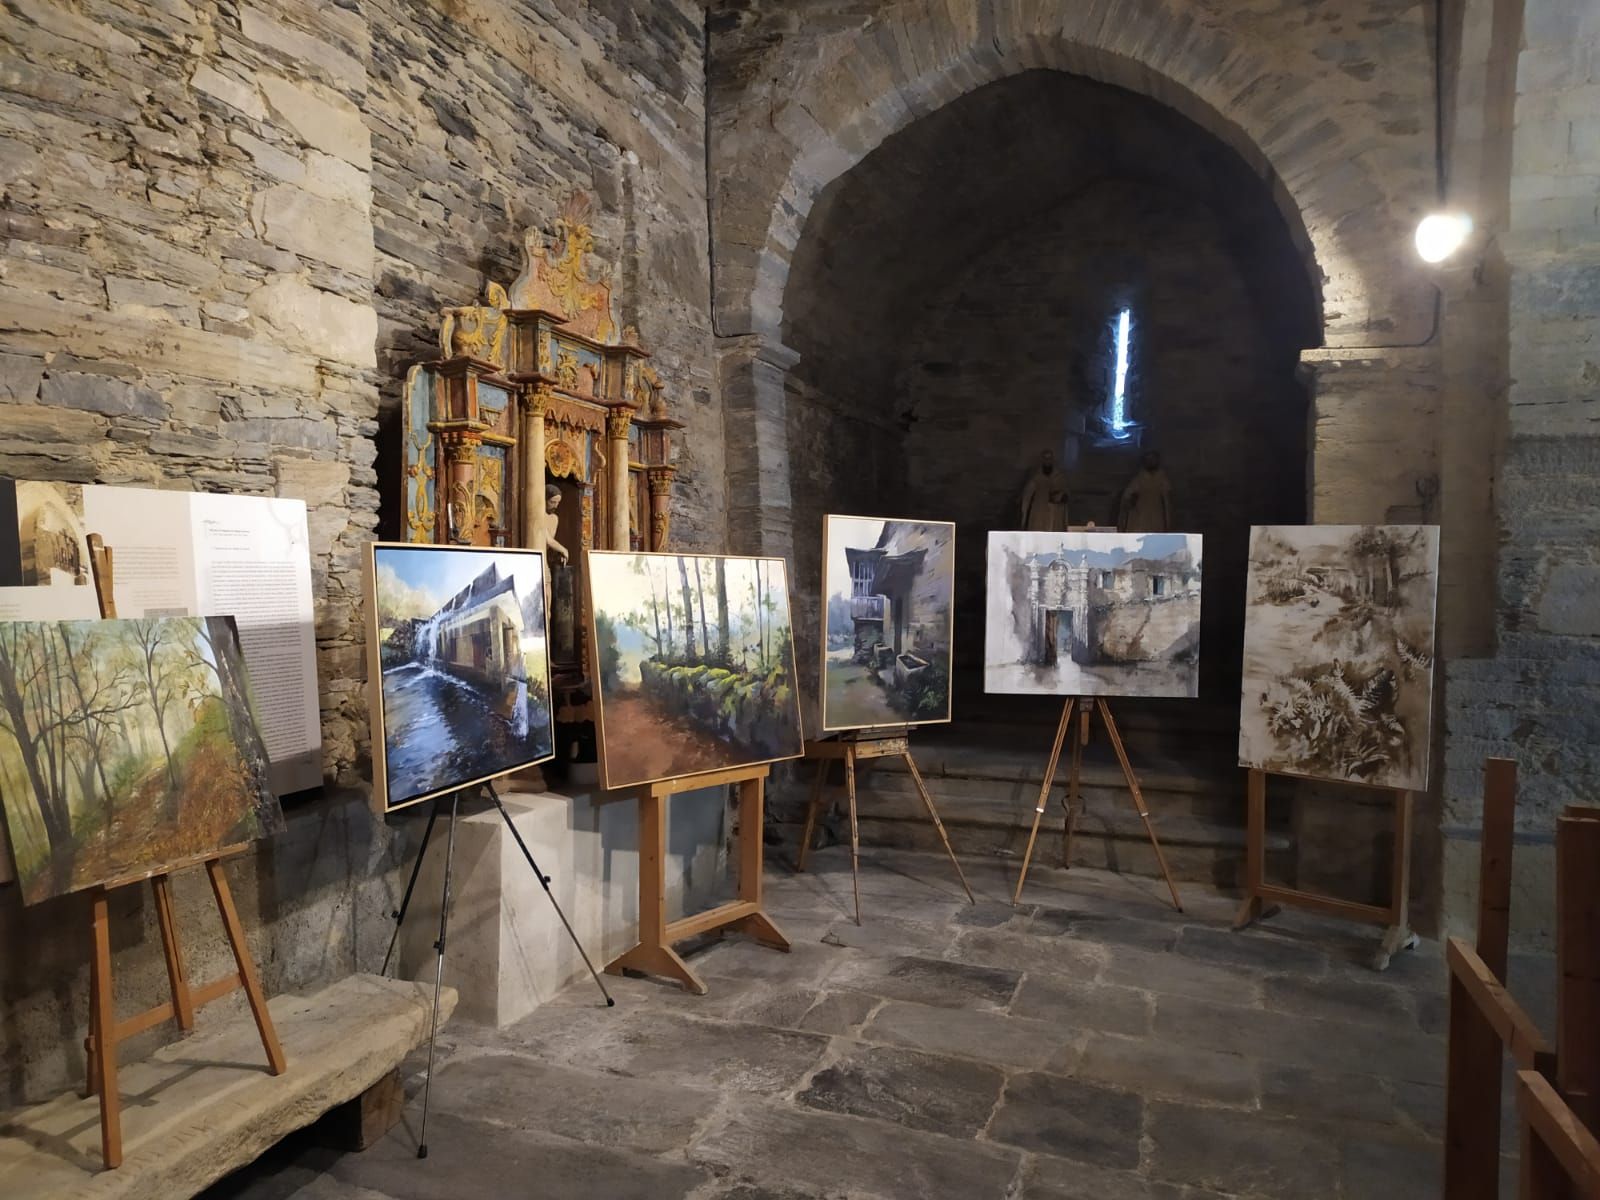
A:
778 66 1322 822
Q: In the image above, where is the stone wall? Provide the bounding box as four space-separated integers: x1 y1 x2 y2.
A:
0 0 714 1108
1440 0 1600 949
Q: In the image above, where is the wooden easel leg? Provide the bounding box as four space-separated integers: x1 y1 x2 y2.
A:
1013 699 1073 906
1372 789 1418 971
1061 706 1086 869
796 759 828 873
1233 768 1268 930
151 873 195 1031
903 751 974 904
1098 700 1182 913
609 791 713 991
206 860 287 1074
845 747 862 926
90 889 122 1169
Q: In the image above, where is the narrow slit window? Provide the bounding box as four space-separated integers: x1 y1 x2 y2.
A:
1109 306 1133 438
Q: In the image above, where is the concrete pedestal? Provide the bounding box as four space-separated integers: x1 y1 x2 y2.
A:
398 785 729 1027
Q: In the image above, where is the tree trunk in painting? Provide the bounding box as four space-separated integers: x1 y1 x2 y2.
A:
677 556 698 664
0 629 73 885
715 559 730 666
694 558 710 663
199 618 272 804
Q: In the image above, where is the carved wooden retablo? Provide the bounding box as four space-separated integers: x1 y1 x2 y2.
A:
400 193 683 728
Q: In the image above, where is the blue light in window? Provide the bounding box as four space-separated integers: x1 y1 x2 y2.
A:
1110 307 1132 438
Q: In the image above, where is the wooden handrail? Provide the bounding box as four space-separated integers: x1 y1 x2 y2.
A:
1518 1070 1600 1198
1448 938 1558 1073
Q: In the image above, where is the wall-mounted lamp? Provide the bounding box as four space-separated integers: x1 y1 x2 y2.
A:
1414 212 1474 264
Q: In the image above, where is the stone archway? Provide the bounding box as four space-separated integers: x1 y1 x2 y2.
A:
709 0 1440 555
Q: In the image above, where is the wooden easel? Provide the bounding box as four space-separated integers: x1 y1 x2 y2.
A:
797 730 974 925
1232 767 1418 970
1012 697 1182 911
85 854 286 1168
606 762 790 994
77 533 283 1169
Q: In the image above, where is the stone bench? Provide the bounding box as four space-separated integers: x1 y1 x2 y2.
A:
0 973 455 1200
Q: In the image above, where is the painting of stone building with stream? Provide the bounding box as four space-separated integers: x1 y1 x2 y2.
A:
368 544 553 811
1238 525 1439 791
0 616 280 905
986 531 1204 697
823 516 955 730
587 551 803 789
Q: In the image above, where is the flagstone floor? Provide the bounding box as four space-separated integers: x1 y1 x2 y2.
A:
204 846 1547 1199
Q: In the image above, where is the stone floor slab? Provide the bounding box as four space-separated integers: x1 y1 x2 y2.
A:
797 1043 1005 1138
1148 1102 1342 1199
830 954 1023 1011
428 1052 716 1152
1021 1153 1209 1200
987 1072 1143 1169
1064 1034 1257 1108
798 990 881 1036
1010 972 1154 1036
860 999 1069 1070
690 1099 1021 1200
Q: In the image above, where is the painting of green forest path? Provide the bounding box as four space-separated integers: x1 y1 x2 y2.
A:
0 616 281 904
587 552 804 789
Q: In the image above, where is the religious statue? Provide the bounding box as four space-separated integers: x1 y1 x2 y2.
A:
541 483 569 564
1118 450 1172 533
1019 449 1069 531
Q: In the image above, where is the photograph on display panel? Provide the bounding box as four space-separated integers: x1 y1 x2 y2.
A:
822 515 955 731
587 551 804 789
366 544 555 812
1238 524 1439 792
985 531 1203 697
0 616 281 905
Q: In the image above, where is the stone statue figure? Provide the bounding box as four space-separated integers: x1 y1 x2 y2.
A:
1019 449 1069 531
1118 450 1172 532
542 484 569 565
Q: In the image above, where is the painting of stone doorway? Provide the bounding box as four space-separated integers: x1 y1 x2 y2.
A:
822 515 955 731
985 531 1203 697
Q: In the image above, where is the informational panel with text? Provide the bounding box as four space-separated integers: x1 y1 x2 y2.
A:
0 481 322 801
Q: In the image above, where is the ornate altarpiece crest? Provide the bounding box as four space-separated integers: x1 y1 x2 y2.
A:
400 194 683 726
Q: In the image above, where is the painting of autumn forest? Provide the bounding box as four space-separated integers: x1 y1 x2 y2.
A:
588 552 804 789
0 616 281 904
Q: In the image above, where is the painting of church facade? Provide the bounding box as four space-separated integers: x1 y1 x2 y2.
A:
367 544 554 812
985 532 1203 697
1238 525 1439 792
587 551 803 789
0 616 281 905
823 516 955 730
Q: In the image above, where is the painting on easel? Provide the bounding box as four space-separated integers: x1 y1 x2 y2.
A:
587 551 804 789
0 616 281 905
366 543 555 813
822 515 955 731
1238 525 1439 792
985 531 1203 697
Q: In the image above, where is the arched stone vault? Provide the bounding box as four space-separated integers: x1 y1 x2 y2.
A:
710 0 1441 554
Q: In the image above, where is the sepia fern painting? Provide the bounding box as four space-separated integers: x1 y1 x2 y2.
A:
1238 525 1439 791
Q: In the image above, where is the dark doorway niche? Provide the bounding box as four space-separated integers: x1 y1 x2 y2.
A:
781 68 1320 820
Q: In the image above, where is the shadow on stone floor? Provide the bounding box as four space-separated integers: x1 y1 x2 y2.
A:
199 847 1535 1200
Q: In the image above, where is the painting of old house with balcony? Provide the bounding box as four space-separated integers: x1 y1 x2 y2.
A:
0 616 281 905
1238 525 1439 792
985 532 1203 697
588 551 803 789
823 516 955 730
369 545 554 811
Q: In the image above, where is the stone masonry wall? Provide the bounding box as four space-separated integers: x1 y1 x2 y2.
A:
1441 0 1600 949
0 0 713 1108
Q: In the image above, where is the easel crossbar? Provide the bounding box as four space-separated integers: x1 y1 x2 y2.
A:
667 899 762 942
1253 883 1390 927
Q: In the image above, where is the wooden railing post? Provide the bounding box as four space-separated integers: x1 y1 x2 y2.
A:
1557 807 1600 1137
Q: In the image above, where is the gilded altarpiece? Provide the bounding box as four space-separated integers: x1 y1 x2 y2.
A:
401 195 682 736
